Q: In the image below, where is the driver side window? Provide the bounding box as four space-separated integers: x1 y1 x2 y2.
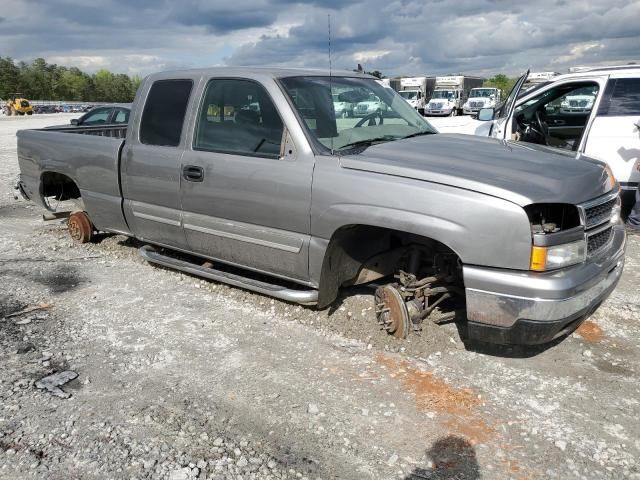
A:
515 82 599 151
194 79 284 159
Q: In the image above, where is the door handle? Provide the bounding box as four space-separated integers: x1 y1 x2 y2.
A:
183 165 204 182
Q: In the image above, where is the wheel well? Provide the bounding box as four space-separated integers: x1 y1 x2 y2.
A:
317 225 462 308
40 172 81 205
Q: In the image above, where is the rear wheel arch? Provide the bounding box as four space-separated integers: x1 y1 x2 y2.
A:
39 171 82 211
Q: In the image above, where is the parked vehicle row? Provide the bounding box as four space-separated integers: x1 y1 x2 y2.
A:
16 66 626 346
32 104 93 114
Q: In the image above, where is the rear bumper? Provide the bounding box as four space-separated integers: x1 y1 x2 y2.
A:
463 225 626 344
14 175 32 201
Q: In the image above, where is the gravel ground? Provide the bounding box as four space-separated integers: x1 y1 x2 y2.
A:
1 114 639 480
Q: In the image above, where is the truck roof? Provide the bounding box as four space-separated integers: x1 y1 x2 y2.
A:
145 66 372 81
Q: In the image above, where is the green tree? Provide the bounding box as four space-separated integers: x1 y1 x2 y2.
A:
0 57 21 98
0 56 141 102
484 74 517 97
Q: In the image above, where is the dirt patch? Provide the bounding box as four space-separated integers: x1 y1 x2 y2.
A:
445 417 495 445
576 320 603 343
375 355 479 414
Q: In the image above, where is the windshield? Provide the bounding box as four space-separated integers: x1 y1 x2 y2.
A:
469 88 495 98
280 76 436 152
432 90 454 99
399 91 418 100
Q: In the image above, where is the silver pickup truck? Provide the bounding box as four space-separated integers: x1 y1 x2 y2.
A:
16 67 626 345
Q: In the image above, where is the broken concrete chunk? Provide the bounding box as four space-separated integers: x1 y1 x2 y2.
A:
35 370 78 398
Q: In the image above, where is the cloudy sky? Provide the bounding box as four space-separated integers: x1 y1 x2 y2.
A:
1 0 638 77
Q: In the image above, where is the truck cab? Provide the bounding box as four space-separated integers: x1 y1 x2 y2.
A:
463 87 501 115
425 89 461 116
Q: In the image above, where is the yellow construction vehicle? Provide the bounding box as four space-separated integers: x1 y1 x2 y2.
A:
3 93 33 116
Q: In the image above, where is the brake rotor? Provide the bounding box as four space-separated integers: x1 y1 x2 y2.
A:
68 211 93 243
374 285 410 339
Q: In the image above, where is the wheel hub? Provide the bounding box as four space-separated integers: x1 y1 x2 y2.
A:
68 211 93 243
375 285 410 339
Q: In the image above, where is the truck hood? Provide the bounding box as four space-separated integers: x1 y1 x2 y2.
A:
339 134 614 206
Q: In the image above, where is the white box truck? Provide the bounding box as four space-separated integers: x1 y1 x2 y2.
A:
425 76 484 116
397 77 435 115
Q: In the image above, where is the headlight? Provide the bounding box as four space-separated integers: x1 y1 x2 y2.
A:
611 196 622 224
530 240 586 271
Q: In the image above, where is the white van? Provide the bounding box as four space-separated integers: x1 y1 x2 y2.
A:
476 66 640 208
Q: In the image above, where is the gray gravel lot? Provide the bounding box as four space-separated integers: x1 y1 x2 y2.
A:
1 114 639 480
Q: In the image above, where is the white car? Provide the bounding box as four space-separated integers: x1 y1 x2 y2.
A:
354 94 388 117
332 94 354 118
559 89 596 114
471 65 640 208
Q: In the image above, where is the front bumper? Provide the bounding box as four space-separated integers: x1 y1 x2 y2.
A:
425 109 454 116
464 225 626 344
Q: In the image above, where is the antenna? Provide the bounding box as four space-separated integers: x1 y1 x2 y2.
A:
328 13 334 154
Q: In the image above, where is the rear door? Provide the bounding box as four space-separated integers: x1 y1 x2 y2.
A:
583 74 640 192
121 78 195 249
179 77 313 282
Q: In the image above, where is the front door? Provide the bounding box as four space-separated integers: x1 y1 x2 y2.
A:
180 77 314 282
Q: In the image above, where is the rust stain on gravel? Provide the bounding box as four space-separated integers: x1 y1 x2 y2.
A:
374 356 535 477
375 355 479 415
445 417 495 445
576 320 603 343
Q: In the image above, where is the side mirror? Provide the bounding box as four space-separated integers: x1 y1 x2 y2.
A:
70 118 79 126
477 108 495 121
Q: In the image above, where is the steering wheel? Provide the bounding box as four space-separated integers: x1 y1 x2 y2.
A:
355 110 384 128
534 110 552 144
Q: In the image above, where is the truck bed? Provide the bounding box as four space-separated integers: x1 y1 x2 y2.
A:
16 125 130 234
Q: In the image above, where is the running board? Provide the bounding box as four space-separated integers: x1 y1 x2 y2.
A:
139 245 318 305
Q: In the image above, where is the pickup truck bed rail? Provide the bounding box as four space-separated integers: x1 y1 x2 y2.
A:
42 124 127 139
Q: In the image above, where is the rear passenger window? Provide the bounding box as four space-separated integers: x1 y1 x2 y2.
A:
140 79 193 146
598 78 640 116
194 79 284 158
114 109 129 124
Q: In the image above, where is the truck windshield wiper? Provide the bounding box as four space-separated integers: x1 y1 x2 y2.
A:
400 131 435 140
339 135 399 151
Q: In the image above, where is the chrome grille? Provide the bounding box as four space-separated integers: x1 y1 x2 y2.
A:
587 226 613 257
583 197 617 229
470 101 484 108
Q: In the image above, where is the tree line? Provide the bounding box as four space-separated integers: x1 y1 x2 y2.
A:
0 57 141 103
